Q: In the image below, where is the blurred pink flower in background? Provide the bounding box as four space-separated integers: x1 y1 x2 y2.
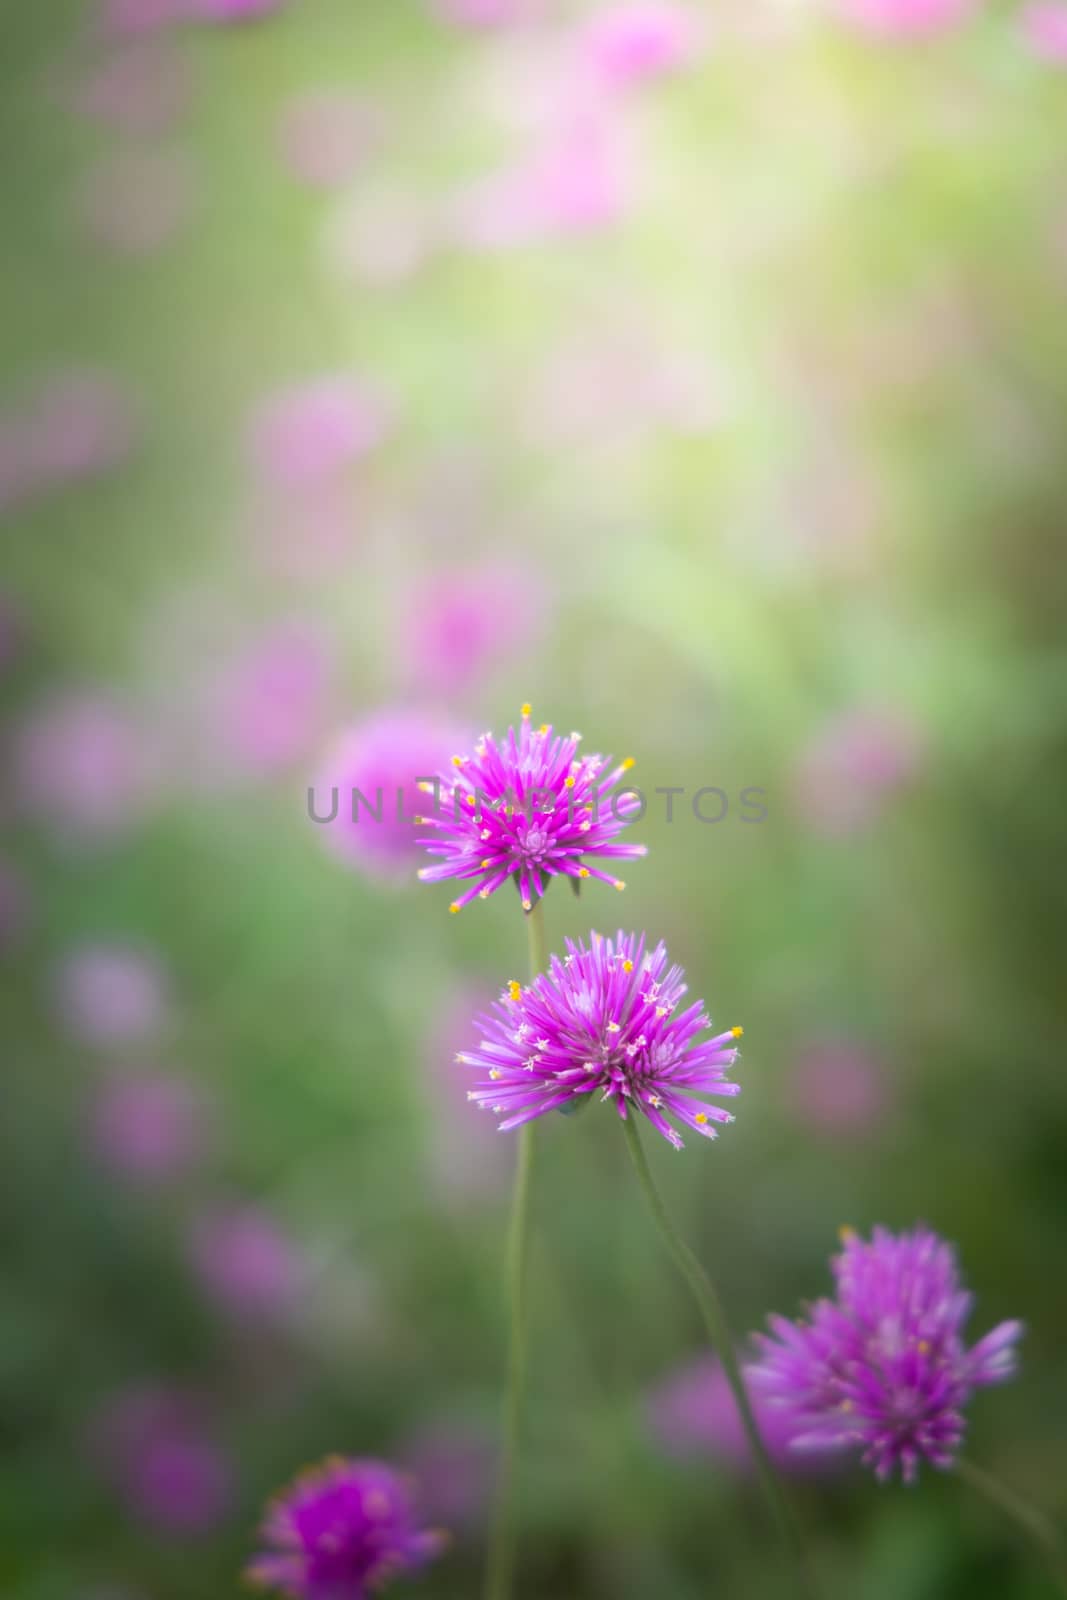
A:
422 983 511 1206
248 376 391 490
400 1417 495 1532
13 689 150 842
192 0 283 19
79 149 195 256
0 856 31 952
793 707 924 836
97 0 184 33
89 1071 211 1183
579 3 705 89
73 41 191 135
89 1384 234 1536
1 371 137 514
56 943 170 1048
279 91 379 189
646 1354 830 1473
838 0 973 35
188 1206 303 1321
430 0 538 26
213 623 334 775
787 1038 890 1139
1023 3 1067 60
400 562 549 696
313 709 461 878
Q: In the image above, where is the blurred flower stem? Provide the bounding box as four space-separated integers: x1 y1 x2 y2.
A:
621 1113 819 1599
956 1459 1067 1596
484 897 546 1600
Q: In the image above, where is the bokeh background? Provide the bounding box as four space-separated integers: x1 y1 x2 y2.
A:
3 1 1067 1596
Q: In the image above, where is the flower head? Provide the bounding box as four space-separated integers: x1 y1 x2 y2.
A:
746 1225 1023 1483
416 705 646 912
459 931 741 1149
247 1456 446 1598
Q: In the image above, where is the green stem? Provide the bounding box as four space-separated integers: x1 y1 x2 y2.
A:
621 1113 819 1600
483 898 546 1600
957 1459 1067 1597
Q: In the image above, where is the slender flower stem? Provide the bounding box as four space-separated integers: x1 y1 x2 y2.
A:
484 898 546 1600
957 1459 1067 1597
621 1113 819 1600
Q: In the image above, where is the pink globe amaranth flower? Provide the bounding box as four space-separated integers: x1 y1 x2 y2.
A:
89 1071 209 1183
1023 3 1067 60
89 1384 234 1536
793 707 923 837
189 1207 303 1320
78 149 195 256
416 705 647 912
400 563 549 696
746 1226 1023 1483
838 0 973 36
313 710 462 879
248 377 391 490
13 689 149 842
214 624 333 774
459 931 741 1148
56 943 170 1049
788 1038 889 1139
646 1354 830 1474
400 1419 494 1532
247 1456 447 1597
579 3 704 88
280 91 379 189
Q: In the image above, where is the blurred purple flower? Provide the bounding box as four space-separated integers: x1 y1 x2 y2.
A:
56 943 170 1049
793 707 923 836
646 1354 827 1473
788 1039 890 1139
460 932 739 1148
13 689 149 842
280 91 378 189
400 563 549 696
90 1384 234 1536
313 709 461 879
73 41 191 135
1023 2 1067 60
0 855 31 953
747 1226 1022 1483
189 1206 303 1321
1 371 137 514
79 148 195 256
214 624 333 774
423 983 511 1206
248 377 391 490
89 1070 210 1183
400 1419 494 1532
247 1456 446 1597
837 0 972 35
579 3 704 89
97 0 184 33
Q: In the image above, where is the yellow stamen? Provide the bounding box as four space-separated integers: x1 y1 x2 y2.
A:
507 980 522 1001
838 1225 856 1243
695 1113 708 1125
481 857 493 868
521 702 532 718
917 1339 930 1354
622 959 633 972
538 723 549 735
840 1399 854 1412
521 898 532 911
489 1069 501 1081
732 1025 744 1039
564 776 576 788
449 902 461 915
578 867 590 879
478 888 490 899
464 794 476 807
621 757 635 771
451 754 465 767
614 879 626 891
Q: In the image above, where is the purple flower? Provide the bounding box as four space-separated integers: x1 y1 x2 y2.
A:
646 1354 831 1475
400 564 549 697
14 688 150 843
837 0 972 35
246 1456 447 1597
1023 2 1067 61
188 1206 303 1321
314 710 462 879
579 3 704 89
459 931 741 1148
793 707 923 837
746 1226 1023 1483
56 943 170 1048
89 1071 210 1183
787 1038 890 1140
90 1384 234 1536
416 705 647 912
248 376 390 490
213 624 333 774
400 1419 494 1532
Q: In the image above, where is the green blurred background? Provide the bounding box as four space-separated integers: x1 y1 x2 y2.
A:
3 0 1067 1596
